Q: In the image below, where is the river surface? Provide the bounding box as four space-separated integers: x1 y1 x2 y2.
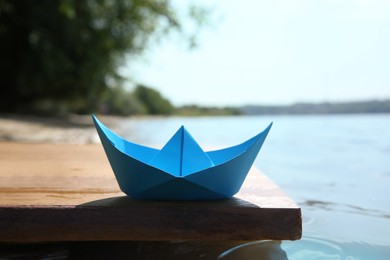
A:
114 114 390 259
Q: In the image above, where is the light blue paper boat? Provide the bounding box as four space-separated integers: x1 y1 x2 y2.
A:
92 115 272 200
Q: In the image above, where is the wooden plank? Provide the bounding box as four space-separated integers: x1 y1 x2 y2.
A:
0 142 301 241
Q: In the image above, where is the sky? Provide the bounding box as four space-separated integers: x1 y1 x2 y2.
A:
124 0 390 107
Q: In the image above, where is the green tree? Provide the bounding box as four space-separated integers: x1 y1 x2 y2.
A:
0 0 206 113
98 86 146 116
133 84 174 115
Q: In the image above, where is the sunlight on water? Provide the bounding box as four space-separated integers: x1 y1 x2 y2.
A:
218 241 287 259
219 239 345 259
281 238 390 260
214 238 390 260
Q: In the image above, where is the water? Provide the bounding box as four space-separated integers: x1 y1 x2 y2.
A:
116 114 390 259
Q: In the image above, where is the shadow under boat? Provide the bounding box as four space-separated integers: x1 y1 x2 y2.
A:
79 195 262 208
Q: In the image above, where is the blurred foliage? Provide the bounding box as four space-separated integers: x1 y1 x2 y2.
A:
0 0 208 114
92 85 239 117
98 86 146 116
133 85 174 115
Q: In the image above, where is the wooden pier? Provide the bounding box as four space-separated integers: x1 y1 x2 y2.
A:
0 142 301 241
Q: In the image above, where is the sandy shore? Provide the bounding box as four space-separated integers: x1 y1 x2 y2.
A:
0 114 121 144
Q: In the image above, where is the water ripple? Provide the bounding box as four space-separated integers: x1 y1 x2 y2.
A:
218 238 390 260
282 237 390 260
300 200 390 219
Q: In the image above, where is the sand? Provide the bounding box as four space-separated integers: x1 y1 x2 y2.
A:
0 114 121 144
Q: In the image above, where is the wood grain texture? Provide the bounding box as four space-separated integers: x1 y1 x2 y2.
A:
0 142 301 241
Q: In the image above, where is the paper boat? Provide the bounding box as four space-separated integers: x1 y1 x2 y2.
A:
93 115 272 200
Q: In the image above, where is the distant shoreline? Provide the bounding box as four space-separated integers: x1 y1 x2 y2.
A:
1 110 389 144
238 99 390 115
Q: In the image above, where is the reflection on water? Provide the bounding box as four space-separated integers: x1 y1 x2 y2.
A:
0 241 286 260
282 238 390 259
218 241 287 259
0 242 69 259
1 239 389 259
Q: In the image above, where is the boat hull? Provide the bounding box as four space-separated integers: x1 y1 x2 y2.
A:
93 115 272 200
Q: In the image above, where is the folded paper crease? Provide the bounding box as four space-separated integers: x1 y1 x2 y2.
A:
93 115 272 200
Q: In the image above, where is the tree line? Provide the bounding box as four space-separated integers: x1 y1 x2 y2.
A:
97 85 240 116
